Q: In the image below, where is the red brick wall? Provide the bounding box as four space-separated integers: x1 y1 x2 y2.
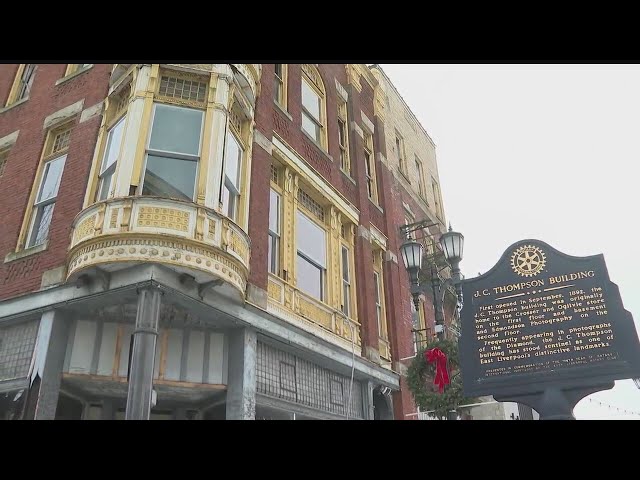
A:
0 64 112 299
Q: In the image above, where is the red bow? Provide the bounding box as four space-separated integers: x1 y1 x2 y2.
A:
425 347 450 393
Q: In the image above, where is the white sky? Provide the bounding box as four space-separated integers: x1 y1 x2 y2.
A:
381 64 640 420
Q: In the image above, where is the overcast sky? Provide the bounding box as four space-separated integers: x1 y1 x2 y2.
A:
381 64 640 420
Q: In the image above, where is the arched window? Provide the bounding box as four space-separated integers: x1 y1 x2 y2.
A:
300 64 327 148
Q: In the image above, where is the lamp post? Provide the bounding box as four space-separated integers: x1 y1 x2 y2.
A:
400 222 464 341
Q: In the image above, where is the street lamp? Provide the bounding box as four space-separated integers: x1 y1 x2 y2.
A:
400 222 465 341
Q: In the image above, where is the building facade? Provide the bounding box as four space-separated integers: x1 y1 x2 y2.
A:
0 63 448 420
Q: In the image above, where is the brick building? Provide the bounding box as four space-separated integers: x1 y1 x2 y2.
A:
0 64 450 420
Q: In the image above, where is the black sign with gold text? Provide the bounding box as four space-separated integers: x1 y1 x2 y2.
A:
459 239 640 397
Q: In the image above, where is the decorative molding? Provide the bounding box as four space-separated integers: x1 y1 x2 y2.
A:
369 223 388 250
67 197 250 295
67 235 247 295
43 99 85 130
374 85 386 120
345 64 362 93
80 101 104 124
301 64 324 91
272 136 359 224
335 79 348 102
253 129 273 154
137 206 189 232
73 215 96 244
0 130 19 150
357 225 371 241
351 121 364 139
361 111 375 134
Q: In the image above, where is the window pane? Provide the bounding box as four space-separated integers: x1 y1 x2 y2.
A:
296 211 326 267
302 112 320 141
275 64 283 78
101 116 126 173
224 132 242 188
269 189 280 234
37 155 66 203
342 283 350 316
222 182 238 220
97 170 114 201
374 272 381 304
30 203 55 247
268 234 278 274
297 254 322 300
302 80 321 121
338 119 346 146
142 155 197 201
341 246 349 282
149 104 203 156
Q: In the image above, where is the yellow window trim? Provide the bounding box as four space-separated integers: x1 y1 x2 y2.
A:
373 249 389 342
272 134 359 225
5 64 28 107
15 121 74 251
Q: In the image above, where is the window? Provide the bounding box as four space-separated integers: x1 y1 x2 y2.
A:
25 127 70 248
274 64 287 108
65 64 91 76
6 64 35 106
374 271 383 337
0 149 8 177
432 178 443 219
415 156 426 199
96 115 126 201
338 100 350 174
373 251 388 340
300 65 326 146
341 245 351 316
222 129 244 222
363 132 378 203
268 188 281 275
396 134 407 175
296 210 326 301
141 103 203 202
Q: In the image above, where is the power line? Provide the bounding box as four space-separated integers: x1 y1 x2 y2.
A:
586 398 640 417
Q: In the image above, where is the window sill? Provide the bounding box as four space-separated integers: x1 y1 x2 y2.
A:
55 65 94 86
369 199 384 214
301 128 334 163
398 167 411 184
4 241 49 264
273 100 292 121
340 169 356 185
0 97 29 114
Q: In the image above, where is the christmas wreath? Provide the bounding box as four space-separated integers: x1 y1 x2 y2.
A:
406 338 477 420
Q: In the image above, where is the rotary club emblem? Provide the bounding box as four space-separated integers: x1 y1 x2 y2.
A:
510 245 546 277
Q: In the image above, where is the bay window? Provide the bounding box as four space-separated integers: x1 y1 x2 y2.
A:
141 103 203 202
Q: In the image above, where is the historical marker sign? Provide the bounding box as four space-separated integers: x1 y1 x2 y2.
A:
459 239 640 402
